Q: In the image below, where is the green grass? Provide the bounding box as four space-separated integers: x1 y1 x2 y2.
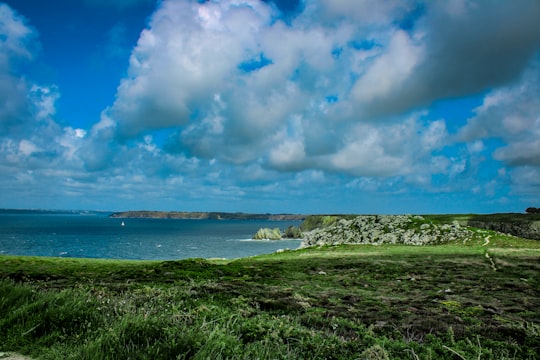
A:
424 213 540 224
299 215 357 231
1 236 540 359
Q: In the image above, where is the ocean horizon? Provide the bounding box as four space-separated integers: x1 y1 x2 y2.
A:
0 211 302 260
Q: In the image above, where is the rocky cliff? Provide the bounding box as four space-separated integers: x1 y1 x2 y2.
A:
465 220 540 240
301 215 474 247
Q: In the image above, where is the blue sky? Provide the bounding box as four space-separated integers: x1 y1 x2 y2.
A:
1 0 540 214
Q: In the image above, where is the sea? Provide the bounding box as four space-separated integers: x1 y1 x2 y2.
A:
0 211 303 260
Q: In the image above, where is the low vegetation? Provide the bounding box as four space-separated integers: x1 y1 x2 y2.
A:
299 215 358 232
1 216 539 359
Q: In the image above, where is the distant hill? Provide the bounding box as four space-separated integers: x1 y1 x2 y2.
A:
0 209 107 215
109 211 305 221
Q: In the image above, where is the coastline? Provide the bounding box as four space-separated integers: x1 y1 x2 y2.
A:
109 210 306 221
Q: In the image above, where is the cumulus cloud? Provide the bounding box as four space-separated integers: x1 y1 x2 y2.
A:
0 6 60 140
104 0 540 184
510 167 540 195
351 29 424 107
460 59 540 167
0 4 86 194
321 116 448 177
0 3 36 69
346 0 540 117
457 58 540 195
0 4 37 134
3 0 540 211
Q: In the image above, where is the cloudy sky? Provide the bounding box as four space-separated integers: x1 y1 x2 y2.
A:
1 0 540 214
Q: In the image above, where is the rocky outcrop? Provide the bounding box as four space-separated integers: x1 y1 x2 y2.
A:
301 215 474 247
253 228 283 240
252 225 303 240
466 220 540 240
283 225 302 239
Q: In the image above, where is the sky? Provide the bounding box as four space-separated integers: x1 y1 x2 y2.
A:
1 0 540 214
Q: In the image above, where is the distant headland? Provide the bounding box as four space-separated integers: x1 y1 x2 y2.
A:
109 211 306 221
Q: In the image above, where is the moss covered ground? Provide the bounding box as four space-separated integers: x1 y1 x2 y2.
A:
1 228 539 359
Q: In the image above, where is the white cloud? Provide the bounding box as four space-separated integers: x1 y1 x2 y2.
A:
0 4 38 134
352 29 424 105
59 127 87 161
329 135 406 177
509 166 540 195
494 135 540 166
354 0 540 117
96 0 540 193
0 4 91 183
322 116 445 177
269 138 306 170
421 120 447 150
18 139 40 156
110 0 276 138
460 59 540 167
467 140 485 154
29 85 60 120
3 0 540 211
0 3 35 69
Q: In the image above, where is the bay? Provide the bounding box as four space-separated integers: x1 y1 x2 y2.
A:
0 212 302 260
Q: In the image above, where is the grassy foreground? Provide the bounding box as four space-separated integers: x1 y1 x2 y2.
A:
1 231 539 359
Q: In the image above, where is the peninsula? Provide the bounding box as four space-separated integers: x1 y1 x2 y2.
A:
109 211 305 221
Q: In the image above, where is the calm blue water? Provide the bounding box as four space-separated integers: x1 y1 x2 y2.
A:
0 212 302 260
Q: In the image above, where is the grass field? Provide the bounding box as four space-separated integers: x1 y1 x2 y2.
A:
1 228 539 359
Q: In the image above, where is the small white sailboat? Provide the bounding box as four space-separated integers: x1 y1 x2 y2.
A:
121 221 125 226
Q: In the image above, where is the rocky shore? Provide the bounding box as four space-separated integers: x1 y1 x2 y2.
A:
301 215 474 247
112 211 540 243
